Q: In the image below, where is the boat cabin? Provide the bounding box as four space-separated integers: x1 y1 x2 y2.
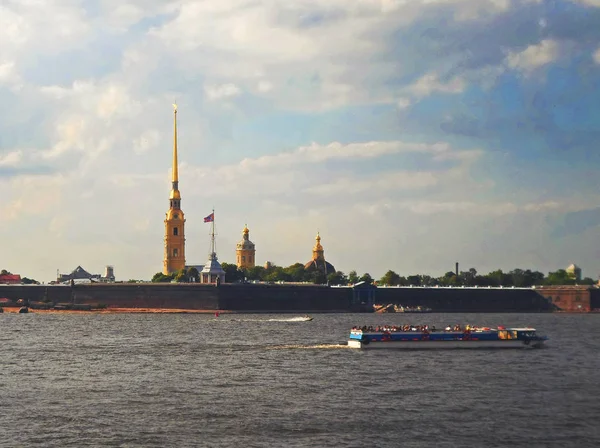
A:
498 328 537 340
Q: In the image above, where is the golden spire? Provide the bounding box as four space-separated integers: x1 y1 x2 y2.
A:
172 103 178 184
169 103 180 200
243 224 249 235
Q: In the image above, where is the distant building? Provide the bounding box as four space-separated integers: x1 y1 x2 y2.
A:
566 264 582 282
304 232 335 276
57 266 115 283
0 273 21 284
58 266 101 283
103 265 116 282
236 225 256 269
264 261 273 269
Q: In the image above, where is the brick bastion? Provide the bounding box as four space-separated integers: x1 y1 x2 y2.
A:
0 282 582 312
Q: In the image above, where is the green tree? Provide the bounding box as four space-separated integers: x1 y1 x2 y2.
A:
175 268 188 283
312 270 327 285
486 269 511 287
459 268 477 286
221 263 242 283
327 271 348 286
284 263 308 282
419 275 435 286
245 266 266 281
359 273 373 284
407 275 421 286
0 269 10 275
187 267 200 283
545 269 575 285
379 270 401 286
580 277 596 285
151 272 174 283
348 270 359 284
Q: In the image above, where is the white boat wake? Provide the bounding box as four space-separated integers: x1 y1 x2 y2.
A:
216 316 313 322
267 316 312 322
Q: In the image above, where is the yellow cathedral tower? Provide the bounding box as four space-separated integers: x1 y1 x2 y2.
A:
163 104 186 274
236 224 256 269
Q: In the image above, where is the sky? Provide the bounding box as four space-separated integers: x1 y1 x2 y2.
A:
2 0 600 282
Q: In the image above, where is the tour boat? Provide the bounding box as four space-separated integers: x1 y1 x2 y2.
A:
348 325 547 349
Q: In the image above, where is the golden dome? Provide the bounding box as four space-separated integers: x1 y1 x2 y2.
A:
169 189 181 200
313 232 323 252
243 224 249 234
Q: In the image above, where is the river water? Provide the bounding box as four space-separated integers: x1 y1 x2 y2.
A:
1 312 599 447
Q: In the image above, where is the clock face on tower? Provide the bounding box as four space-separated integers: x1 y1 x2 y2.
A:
174 214 179 219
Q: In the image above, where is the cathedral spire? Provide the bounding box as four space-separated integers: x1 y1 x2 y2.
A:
164 103 185 275
171 103 179 192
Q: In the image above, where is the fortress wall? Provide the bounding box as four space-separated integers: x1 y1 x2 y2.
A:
0 284 219 310
0 283 570 312
71 284 219 309
0 285 72 303
217 283 353 311
374 287 554 312
591 289 600 310
536 287 592 312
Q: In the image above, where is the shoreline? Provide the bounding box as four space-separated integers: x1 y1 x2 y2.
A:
0 307 225 314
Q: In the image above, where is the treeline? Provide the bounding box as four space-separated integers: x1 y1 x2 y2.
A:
378 268 595 287
151 264 596 287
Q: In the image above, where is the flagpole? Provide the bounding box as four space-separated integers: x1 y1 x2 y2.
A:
211 208 215 256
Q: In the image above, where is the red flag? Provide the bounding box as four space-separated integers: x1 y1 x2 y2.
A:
204 213 214 223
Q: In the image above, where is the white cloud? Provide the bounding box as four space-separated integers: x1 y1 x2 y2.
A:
0 150 23 167
0 61 21 88
257 81 273 93
304 171 438 195
204 83 242 101
570 0 600 7
396 97 411 110
506 39 561 73
405 72 466 99
1 0 599 282
594 46 600 64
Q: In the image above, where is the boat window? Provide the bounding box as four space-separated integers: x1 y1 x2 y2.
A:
498 330 518 339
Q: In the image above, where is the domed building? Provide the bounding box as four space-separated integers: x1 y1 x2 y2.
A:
236 225 256 269
304 232 335 275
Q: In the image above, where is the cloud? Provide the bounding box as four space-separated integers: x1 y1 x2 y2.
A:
506 39 561 73
406 73 467 98
0 150 22 167
1 0 600 282
594 46 600 64
204 83 242 101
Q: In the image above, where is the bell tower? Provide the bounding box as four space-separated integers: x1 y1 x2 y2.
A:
163 104 186 274
236 224 256 269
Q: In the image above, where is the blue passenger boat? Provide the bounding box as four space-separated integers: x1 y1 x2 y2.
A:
348 325 548 349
